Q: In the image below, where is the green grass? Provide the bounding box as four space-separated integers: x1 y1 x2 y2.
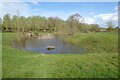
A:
64 32 118 53
2 32 118 78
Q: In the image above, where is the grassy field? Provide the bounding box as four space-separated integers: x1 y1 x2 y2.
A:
2 32 118 78
64 32 118 53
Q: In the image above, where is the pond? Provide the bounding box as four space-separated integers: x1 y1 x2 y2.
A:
13 36 85 54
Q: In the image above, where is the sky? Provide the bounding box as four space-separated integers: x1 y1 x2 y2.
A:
0 2 118 27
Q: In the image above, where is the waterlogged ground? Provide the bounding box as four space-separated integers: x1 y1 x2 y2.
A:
2 32 118 78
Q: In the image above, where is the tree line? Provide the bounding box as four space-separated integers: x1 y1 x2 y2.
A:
0 13 117 35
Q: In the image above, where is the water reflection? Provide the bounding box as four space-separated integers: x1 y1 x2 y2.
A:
13 37 85 54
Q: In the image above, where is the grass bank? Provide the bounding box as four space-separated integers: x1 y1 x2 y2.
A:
64 32 118 53
2 32 118 78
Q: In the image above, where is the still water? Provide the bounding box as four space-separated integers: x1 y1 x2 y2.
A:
13 36 85 54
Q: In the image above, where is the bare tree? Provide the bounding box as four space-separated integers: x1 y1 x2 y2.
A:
106 21 114 31
67 13 84 35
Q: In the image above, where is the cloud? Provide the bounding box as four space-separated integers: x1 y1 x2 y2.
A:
83 11 118 28
82 5 118 27
0 0 24 2
94 12 117 22
0 2 76 20
0 2 31 18
0 2 118 28
84 17 96 24
94 12 118 27
40 11 75 20
114 5 120 11
114 6 118 11
32 1 39 5
0 0 119 2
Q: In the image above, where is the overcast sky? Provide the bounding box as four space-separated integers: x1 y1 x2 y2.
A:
0 2 118 27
